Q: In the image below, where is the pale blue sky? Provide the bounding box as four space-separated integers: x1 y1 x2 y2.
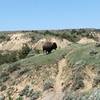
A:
0 0 100 31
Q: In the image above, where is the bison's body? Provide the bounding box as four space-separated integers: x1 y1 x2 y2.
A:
42 42 57 54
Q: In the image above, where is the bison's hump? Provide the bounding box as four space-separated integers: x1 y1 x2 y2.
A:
43 42 52 47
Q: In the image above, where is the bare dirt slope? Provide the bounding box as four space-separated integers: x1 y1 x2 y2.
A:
77 37 96 44
0 33 31 51
40 59 66 100
33 37 71 50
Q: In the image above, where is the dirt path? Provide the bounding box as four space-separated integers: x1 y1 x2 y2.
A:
40 59 66 100
54 59 66 100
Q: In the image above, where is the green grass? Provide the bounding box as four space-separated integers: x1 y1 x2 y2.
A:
18 49 67 67
1 42 100 73
0 48 68 74
66 43 100 68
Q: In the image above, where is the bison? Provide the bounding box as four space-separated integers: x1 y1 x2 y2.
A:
42 42 57 54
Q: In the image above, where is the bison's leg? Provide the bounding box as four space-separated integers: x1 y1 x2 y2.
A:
43 48 46 53
43 49 45 53
47 49 52 54
43 49 48 55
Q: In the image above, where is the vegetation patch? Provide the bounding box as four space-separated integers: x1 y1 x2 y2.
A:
18 48 67 66
43 79 54 91
66 43 100 68
0 33 10 43
0 71 9 83
19 85 41 99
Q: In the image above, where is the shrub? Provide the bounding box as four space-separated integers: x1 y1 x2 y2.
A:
71 29 77 34
88 88 100 100
30 91 41 100
17 68 29 77
19 85 40 99
63 91 90 100
63 91 77 100
31 36 35 41
16 96 23 100
43 79 54 91
0 72 9 83
0 85 7 91
34 49 41 54
6 63 20 73
71 73 84 91
72 79 84 91
17 44 31 59
59 32 80 42
95 42 100 47
19 85 30 96
60 33 68 39
89 49 98 55
77 29 86 35
0 51 17 65
92 76 100 87
0 34 10 43
43 30 54 36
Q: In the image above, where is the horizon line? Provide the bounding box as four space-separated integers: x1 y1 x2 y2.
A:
0 27 99 32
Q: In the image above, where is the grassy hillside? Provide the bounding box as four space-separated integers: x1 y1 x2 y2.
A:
66 43 100 67
0 48 68 99
0 30 100 100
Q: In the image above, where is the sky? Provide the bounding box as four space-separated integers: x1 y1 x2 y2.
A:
0 0 100 31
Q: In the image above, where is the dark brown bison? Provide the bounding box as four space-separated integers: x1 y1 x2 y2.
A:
42 42 57 54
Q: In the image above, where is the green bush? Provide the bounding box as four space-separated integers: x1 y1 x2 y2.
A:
0 72 9 83
17 44 31 59
19 85 40 99
17 68 29 77
43 30 54 36
16 96 23 100
92 76 100 87
6 63 20 73
0 33 10 43
19 85 30 96
71 72 84 91
43 79 54 91
0 44 31 65
57 32 80 42
30 91 41 100
0 85 7 91
0 51 17 65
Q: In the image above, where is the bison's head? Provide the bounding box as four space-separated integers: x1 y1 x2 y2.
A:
52 42 57 50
